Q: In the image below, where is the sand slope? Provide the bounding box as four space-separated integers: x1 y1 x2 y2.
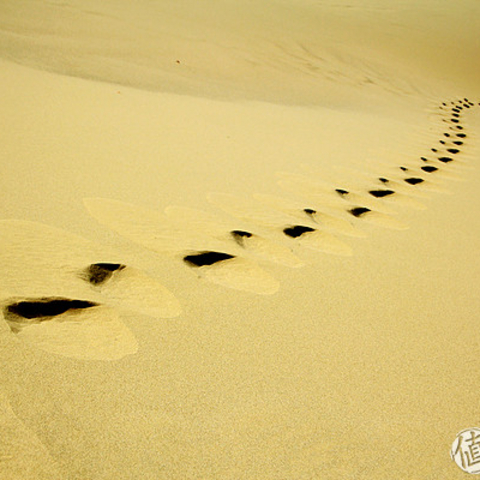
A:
1 0 480 478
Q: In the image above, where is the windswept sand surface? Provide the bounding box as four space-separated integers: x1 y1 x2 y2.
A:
1 1 480 478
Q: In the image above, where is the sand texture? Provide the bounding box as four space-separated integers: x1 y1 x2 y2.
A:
1 0 480 478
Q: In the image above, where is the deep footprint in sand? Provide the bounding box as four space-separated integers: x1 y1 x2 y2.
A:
80 262 181 318
182 250 279 294
282 224 353 256
346 206 408 230
83 263 126 285
1 297 137 360
4 297 99 331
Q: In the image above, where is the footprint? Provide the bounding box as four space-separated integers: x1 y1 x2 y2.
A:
1 297 137 361
83 263 126 285
283 225 315 238
366 185 426 208
4 297 99 333
420 166 438 173
368 189 395 198
183 251 235 267
349 207 371 217
81 263 182 318
347 206 408 230
182 250 279 295
404 177 424 185
282 225 352 256
231 230 253 245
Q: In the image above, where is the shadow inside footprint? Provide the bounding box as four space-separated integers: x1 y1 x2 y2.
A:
349 207 371 217
4 298 99 333
283 225 316 238
335 189 349 197
84 263 126 285
183 251 235 267
369 189 395 198
447 148 460 154
438 157 453 163
404 178 424 185
456 133 467 138
421 166 438 173
231 230 253 247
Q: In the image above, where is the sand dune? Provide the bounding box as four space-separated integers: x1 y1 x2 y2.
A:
1 0 480 478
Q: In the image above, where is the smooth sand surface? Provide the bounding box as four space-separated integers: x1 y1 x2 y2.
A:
1 0 480 478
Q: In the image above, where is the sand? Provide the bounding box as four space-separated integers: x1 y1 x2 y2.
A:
1 0 480 478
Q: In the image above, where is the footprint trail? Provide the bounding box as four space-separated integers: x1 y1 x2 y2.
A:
2 98 477 360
